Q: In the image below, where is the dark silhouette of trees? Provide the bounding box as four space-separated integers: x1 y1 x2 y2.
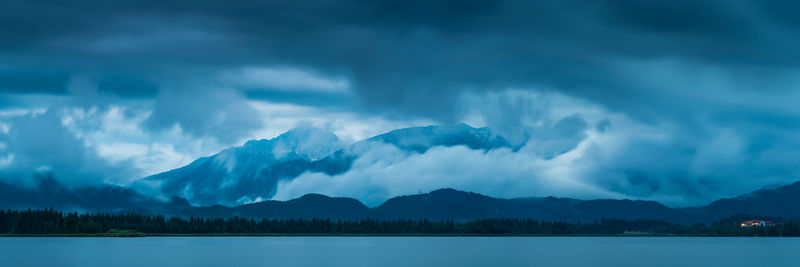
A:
1 209 797 236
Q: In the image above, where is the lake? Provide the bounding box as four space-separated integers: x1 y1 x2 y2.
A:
1 237 798 266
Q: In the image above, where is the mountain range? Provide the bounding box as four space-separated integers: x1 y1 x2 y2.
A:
2 124 798 224
2 172 800 224
134 124 511 206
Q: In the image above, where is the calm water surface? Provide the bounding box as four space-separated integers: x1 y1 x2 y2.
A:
1 236 798 267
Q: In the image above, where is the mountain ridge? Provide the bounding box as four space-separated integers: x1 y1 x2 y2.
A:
7 177 800 224
175 180 800 223
137 123 512 206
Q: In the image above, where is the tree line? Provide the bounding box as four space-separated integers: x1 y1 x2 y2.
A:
1 208 798 236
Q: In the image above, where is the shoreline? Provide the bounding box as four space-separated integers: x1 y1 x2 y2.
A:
1 233 793 238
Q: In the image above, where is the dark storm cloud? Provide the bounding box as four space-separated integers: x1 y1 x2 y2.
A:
243 90 354 107
0 69 69 95
143 87 263 143
96 75 158 99
0 109 138 187
2 0 799 115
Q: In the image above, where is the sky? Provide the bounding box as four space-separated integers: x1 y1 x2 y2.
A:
1 0 800 206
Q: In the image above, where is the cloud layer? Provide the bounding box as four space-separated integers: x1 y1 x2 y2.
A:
1 0 799 205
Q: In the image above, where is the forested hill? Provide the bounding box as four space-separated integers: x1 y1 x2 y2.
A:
4 178 800 224
169 183 800 224
2 209 799 237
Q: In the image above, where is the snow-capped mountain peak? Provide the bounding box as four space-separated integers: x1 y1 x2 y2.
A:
140 124 509 206
271 126 344 161
236 126 343 161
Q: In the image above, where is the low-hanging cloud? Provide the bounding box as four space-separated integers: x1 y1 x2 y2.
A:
0 109 138 188
273 143 616 207
143 87 264 144
275 89 800 207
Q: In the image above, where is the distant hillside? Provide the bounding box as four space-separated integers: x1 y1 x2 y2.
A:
681 181 800 222
0 175 184 213
168 182 800 223
182 194 371 220
203 188 689 223
6 176 800 224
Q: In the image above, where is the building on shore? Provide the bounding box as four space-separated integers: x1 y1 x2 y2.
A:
740 220 774 227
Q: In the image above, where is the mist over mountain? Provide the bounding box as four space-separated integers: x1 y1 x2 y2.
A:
134 126 343 206
0 174 180 213
136 124 511 206
5 121 798 225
